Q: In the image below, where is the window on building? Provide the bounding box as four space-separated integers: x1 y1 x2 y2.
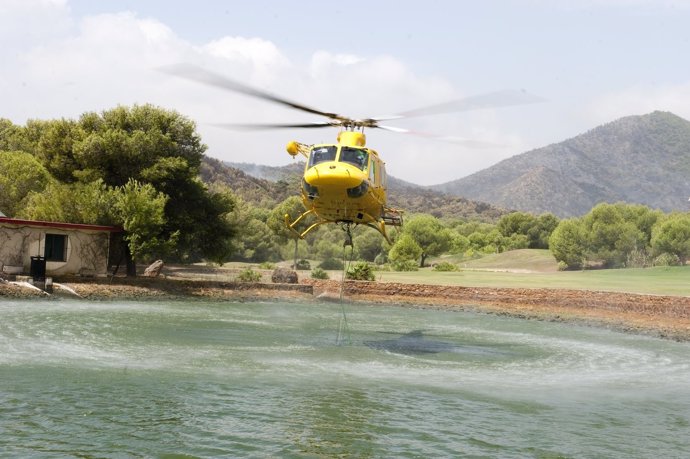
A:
44 233 67 262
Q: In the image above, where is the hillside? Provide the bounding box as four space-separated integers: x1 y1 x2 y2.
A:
213 160 507 221
432 111 690 216
200 157 297 205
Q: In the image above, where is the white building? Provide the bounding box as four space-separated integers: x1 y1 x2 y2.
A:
0 217 121 277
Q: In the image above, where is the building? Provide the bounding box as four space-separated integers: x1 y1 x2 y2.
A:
0 217 122 277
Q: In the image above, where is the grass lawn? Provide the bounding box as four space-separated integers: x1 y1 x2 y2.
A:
214 249 690 297
378 249 690 296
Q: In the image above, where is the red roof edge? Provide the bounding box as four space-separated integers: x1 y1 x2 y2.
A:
0 217 123 233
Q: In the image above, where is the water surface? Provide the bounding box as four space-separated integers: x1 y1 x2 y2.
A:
2 299 689 458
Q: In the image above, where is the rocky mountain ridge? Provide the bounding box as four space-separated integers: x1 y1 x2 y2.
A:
431 111 690 216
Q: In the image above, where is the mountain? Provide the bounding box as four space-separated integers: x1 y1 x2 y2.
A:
204 159 507 221
200 157 298 205
431 111 690 217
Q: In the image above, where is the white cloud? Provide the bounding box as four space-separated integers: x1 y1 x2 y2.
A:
587 83 690 124
0 0 72 47
0 2 540 185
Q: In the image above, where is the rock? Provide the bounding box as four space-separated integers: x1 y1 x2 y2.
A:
271 267 298 284
143 260 164 278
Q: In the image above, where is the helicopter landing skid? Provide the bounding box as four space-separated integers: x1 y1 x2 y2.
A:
285 209 399 244
284 210 330 239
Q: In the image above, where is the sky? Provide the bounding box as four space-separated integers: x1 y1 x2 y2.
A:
2 0 690 185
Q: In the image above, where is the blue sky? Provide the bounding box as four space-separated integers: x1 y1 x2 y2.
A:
2 0 690 184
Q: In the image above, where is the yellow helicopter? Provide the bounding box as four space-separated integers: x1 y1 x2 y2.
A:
163 64 541 243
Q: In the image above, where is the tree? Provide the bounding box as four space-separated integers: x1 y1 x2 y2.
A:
583 203 647 267
403 214 452 267
25 118 83 183
112 180 172 269
0 119 31 152
388 233 423 269
449 231 470 255
532 213 559 249
225 196 278 262
0 151 53 217
651 213 690 265
353 229 386 262
549 218 588 269
498 211 559 249
22 105 235 263
18 180 115 225
497 212 536 238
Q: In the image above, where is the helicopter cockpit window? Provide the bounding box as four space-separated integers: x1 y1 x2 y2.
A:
308 146 337 167
339 147 369 171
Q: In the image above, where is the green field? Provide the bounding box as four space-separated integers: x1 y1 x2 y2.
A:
375 249 690 296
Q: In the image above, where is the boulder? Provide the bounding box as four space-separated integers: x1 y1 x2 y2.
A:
143 259 164 278
271 267 298 284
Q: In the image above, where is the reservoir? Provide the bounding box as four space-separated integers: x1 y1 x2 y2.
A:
2 299 689 458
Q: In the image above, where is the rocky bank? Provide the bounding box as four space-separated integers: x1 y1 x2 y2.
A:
2 276 690 341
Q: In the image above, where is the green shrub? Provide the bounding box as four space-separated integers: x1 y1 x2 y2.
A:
653 253 681 267
318 258 344 270
259 262 275 270
391 259 418 271
346 261 376 281
432 261 457 272
310 267 329 279
237 268 262 282
295 259 311 270
374 253 388 265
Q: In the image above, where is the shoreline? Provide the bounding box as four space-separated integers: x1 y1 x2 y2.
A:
2 276 690 341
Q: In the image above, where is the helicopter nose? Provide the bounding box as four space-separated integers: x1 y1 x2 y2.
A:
305 163 363 188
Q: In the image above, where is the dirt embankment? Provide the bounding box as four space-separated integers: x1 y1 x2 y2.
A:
304 279 690 341
3 276 690 341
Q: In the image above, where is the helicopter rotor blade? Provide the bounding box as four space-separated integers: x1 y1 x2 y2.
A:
211 121 336 131
377 125 505 148
160 63 347 121
387 89 545 119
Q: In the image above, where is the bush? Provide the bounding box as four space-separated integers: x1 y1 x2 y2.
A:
346 261 376 281
653 253 681 267
259 262 275 270
237 268 262 282
318 258 344 270
432 261 457 272
391 259 418 271
626 249 651 268
310 267 329 279
295 259 311 270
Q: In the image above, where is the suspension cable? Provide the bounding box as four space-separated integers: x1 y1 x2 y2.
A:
336 223 355 346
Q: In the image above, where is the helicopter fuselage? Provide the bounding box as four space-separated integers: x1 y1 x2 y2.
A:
285 131 401 242
301 131 387 226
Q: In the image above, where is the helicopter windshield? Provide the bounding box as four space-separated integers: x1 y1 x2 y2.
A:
339 147 369 170
308 146 337 167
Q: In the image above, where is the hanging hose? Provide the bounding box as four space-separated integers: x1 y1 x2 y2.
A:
336 223 355 346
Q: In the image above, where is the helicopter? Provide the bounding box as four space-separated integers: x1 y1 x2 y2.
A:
162 64 542 244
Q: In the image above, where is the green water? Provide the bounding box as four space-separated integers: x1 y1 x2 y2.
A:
1 299 689 458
